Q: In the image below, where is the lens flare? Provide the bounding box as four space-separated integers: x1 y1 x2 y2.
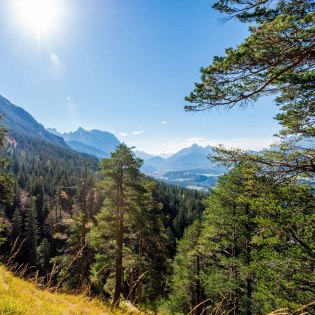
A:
16 0 60 33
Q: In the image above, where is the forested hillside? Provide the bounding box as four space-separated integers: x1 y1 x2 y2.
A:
0 103 206 312
0 0 314 314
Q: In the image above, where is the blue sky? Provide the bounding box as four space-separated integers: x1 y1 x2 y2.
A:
0 0 280 155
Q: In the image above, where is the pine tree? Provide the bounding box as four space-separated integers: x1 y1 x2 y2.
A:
24 196 39 267
133 180 170 303
90 144 142 306
38 238 51 274
171 220 203 314
185 0 315 178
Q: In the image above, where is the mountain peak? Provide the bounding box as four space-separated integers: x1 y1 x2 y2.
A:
56 127 120 158
191 143 201 149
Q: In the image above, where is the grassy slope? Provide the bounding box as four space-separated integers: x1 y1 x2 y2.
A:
0 265 112 315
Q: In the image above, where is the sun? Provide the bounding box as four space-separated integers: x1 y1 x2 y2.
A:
16 0 60 34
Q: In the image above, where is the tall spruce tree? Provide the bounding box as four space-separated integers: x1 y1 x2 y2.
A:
89 145 170 306
171 220 203 315
24 196 39 267
93 144 142 307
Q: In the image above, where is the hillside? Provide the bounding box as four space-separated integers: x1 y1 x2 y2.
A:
0 95 67 148
0 95 98 199
0 265 112 315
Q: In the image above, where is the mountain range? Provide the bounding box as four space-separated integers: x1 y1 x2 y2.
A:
142 144 216 174
0 94 224 190
47 127 120 158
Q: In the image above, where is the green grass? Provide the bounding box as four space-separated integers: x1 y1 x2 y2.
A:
0 265 118 315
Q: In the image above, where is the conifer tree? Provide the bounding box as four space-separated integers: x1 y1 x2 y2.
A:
24 196 39 267
12 208 23 239
171 220 203 314
133 180 170 303
38 238 51 274
185 0 315 178
90 143 142 306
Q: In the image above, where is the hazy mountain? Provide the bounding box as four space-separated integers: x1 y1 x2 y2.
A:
159 153 173 159
66 141 109 158
141 144 225 190
143 144 215 173
145 156 167 169
166 144 213 170
133 150 154 160
47 127 120 158
0 95 67 147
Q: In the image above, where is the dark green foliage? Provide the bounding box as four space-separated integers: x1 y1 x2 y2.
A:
185 0 314 113
154 181 206 255
11 208 23 239
171 165 315 314
89 145 171 306
38 238 52 274
8 130 97 197
90 143 143 306
24 197 39 267
171 221 203 314
0 116 14 247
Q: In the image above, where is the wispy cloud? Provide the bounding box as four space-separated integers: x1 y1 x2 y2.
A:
161 120 168 125
132 130 144 135
119 132 129 137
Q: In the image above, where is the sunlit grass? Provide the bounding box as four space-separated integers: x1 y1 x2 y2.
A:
0 264 112 315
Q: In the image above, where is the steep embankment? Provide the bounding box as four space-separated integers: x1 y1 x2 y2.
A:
0 265 112 315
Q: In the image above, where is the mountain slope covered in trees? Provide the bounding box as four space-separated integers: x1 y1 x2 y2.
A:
0 95 67 148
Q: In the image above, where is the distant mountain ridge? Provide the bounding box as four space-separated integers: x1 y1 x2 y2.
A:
133 150 154 160
47 127 120 158
142 144 215 173
0 95 67 148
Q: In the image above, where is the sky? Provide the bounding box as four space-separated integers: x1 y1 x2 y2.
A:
0 0 281 155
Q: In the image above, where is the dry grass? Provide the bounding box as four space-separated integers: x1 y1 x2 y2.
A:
0 264 118 315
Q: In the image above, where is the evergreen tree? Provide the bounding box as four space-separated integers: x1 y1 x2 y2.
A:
24 196 39 267
11 208 23 240
0 117 14 248
92 143 142 306
171 220 203 314
185 0 315 178
90 145 170 306
38 238 51 274
133 180 170 303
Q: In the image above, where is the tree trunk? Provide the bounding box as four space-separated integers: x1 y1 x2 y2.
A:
113 166 123 307
245 204 252 315
113 208 123 306
80 163 88 288
129 232 134 302
195 253 201 315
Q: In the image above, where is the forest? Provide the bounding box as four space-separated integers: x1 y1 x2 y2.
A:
0 0 314 314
